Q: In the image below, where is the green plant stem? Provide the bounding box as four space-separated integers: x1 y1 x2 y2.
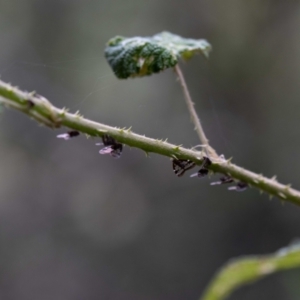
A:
200 244 300 300
174 64 218 158
1 78 300 206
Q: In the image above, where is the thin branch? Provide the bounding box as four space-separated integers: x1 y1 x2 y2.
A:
174 64 218 158
1 79 300 206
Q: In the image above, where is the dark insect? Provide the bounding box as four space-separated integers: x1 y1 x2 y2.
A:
96 134 123 158
202 156 212 168
26 100 35 109
172 159 196 177
193 168 209 178
102 135 118 146
228 181 248 192
57 130 80 140
211 176 234 185
190 156 212 178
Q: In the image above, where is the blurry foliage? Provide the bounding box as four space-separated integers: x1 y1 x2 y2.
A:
202 242 300 300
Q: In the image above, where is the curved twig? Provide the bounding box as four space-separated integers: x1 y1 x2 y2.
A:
174 65 218 159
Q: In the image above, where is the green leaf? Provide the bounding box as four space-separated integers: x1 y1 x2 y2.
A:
105 31 212 79
200 241 300 300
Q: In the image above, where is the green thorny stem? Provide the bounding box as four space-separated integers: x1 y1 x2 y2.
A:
174 64 218 159
1 78 300 206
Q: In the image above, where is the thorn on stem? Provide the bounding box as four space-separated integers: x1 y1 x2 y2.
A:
278 192 287 199
284 184 291 191
226 157 233 164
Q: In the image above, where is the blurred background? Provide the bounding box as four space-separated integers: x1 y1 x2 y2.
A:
1 1 300 299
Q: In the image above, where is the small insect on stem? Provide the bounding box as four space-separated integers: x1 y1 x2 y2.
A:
210 176 234 185
96 134 123 158
190 156 211 178
172 159 196 177
228 181 248 192
190 168 209 178
57 130 80 140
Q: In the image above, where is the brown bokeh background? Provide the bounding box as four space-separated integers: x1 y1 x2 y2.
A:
1 1 300 299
